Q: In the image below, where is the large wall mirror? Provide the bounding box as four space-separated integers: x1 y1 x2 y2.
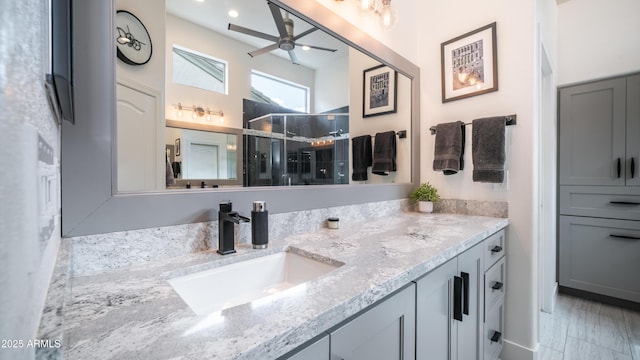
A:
116 0 412 192
62 0 420 236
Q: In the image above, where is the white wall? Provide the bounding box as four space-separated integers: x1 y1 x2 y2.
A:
417 0 557 357
557 0 640 86
314 54 349 113
314 0 419 65
0 1 62 359
165 14 317 129
116 0 166 99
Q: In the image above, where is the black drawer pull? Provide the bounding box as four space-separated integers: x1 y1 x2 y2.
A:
632 158 636 178
491 331 502 343
461 272 470 316
610 234 640 240
453 276 463 321
491 282 504 291
490 245 503 253
609 201 640 205
617 158 621 178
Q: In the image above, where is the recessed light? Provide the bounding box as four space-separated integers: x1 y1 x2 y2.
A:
228 9 239 18
302 45 310 51
195 0 205 2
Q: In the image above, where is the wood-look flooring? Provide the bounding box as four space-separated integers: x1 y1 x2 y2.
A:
540 293 640 359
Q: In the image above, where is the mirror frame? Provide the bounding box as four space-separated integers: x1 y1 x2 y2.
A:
62 0 420 237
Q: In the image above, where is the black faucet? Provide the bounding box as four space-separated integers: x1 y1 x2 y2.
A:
217 201 250 255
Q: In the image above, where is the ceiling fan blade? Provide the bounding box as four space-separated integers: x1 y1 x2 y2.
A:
268 2 289 39
288 50 300 65
295 43 338 52
248 43 280 58
293 27 318 40
228 23 279 43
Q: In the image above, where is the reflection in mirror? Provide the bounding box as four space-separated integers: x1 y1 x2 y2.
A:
115 0 412 193
165 120 241 188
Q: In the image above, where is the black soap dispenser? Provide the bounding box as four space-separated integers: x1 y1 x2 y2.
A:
251 201 269 249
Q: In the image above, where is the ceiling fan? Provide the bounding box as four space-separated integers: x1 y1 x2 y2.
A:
228 2 337 65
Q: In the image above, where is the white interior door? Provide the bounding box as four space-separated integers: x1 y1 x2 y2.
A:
116 82 162 191
187 143 219 179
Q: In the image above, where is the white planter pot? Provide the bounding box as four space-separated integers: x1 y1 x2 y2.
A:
418 201 433 213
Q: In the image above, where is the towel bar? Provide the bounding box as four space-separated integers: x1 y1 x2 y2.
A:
429 115 516 135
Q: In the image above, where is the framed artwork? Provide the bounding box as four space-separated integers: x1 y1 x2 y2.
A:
175 138 181 156
363 64 397 117
441 22 498 103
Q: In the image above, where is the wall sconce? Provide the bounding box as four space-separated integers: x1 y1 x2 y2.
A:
334 0 397 30
174 102 224 123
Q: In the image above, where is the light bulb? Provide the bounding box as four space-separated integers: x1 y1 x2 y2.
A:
381 2 397 30
177 103 183 117
360 0 370 11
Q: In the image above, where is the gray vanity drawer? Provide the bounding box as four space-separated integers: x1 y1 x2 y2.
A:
559 186 640 220
483 299 504 360
484 229 505 271
559 215 640 303
484 258 505 314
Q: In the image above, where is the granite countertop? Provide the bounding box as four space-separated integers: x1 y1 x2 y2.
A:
59 213 508 360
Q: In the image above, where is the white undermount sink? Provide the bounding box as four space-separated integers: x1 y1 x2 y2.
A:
168 250 342 315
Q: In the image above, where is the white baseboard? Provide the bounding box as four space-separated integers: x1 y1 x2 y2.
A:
501 339 539 360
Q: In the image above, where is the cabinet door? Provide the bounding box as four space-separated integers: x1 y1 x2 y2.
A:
628 74 640 186
284 335 329 360
559 78 627 186
559 215 640 303
457 242 484 360
415 258 457 360
330 284 415 360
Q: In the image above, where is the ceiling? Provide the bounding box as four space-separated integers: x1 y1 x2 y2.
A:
166 0 349 70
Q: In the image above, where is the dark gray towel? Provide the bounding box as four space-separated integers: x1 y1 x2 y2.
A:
472 116 506 183
372 131 397 175
433 121 465 175
352 135 372 181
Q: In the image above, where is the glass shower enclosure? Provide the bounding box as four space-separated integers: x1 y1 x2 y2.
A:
244 112 349 186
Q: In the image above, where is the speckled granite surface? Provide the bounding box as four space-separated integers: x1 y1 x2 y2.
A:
55 212 507 360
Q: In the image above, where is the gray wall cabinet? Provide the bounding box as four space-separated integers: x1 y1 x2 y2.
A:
559 73 640 304
559 216 640 303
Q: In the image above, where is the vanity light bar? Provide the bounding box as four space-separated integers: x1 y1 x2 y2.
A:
174 102 224 122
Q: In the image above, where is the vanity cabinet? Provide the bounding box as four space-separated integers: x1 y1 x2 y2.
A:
330 284 416 360
281 229 508 360
415 230 505 360
286 335 330 360
415 242 482 359
559 73 640 303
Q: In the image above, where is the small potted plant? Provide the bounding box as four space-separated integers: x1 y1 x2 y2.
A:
410 182 440 213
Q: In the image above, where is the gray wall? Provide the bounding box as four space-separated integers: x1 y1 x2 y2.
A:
0 1 61 359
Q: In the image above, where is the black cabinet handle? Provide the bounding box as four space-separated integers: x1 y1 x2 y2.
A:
617 158 622 178
491 245 503 253
491 331 502 343
491 282 504 290
461 272 470 316
632 158 636 178
609 201 640 205
453 276 463 321
610 234 640 240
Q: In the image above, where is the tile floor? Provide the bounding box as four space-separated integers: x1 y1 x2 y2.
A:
540 293 640 359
